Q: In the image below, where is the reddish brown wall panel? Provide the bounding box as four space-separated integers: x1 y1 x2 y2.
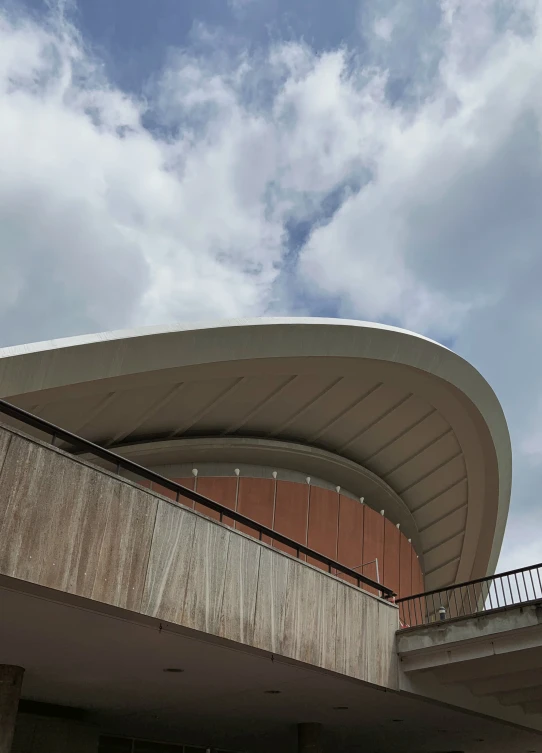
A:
399 533 413 599
273 480 309 557
171 476 196 509
383 518 400 598
337 494 364 585
157 474 410 598
362 505 385 595
141 477 194 505
411 548 424 595
195 477 237 523
410 547 425 625
307 486 339 570
237 477 275 542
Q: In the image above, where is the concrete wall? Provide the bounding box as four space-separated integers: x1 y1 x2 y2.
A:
0 424 399 690
142 473 423 601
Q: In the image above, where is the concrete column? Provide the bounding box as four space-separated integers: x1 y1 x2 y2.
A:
0 666 24 753
298 723 323 753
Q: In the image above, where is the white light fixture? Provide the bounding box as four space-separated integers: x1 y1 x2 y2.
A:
272 471 278 479
192 468 198 477
234 468 240 476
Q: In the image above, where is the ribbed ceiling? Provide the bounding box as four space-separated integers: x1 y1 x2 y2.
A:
0 318 510 592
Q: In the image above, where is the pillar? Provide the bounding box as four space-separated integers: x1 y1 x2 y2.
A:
0 666 24 753
298 723 323 753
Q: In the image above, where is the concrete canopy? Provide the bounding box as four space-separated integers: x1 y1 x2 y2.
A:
0 317 511 592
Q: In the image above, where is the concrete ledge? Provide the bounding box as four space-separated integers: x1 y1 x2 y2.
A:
397 603 542 660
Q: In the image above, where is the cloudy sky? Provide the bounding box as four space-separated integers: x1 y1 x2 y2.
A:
1 0 541 572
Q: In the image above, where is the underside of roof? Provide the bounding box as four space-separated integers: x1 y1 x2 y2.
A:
0 317 511 592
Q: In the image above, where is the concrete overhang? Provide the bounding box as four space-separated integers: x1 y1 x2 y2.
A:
0 317 511 591
2 577 542 753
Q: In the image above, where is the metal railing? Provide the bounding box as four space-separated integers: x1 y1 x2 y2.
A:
0 398 395 599
396 562 542 628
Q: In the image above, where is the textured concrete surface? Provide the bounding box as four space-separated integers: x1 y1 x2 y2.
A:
398 604 542 724
0 423 399 690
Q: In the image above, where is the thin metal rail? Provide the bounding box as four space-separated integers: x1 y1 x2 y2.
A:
396 561 542 627
0 398 395 599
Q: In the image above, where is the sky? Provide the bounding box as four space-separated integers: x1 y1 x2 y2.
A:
0 0 541 573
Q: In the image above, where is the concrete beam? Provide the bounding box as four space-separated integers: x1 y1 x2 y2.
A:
470 668 542 696
522 700 542 716
497 685 542 707
397 606 542 657
411 646 542 685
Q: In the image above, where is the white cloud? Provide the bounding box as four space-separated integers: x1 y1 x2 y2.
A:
373 16 394 42
1 0 542 570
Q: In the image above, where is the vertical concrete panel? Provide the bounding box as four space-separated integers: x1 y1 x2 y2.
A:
0 438 110 598
281 565 337 671
363 596 384 684
335 586 366 680
383 519 400 598
273 480 309 557
141 501 197 623
91 481 158 611
335 586 398 687
0 437 52 579
362 506 385 595
195 476 237 524
0 435 158 611
306 487 339 571
236 477 274 542
337 495 364 585
218 533 262 645
253 546 290 654
0 428 11 476
182 517 230 635
378 600 400 688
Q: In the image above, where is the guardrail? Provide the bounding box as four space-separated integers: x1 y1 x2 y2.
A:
0 398 395 599
396 562 542 628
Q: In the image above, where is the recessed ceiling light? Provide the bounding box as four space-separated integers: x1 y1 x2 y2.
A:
264 690 281 694
163 668 184 673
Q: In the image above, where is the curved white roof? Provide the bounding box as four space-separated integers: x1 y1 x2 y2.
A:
0 317 511 591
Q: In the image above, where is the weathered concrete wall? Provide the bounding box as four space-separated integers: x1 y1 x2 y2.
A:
0 423 399 690
397 605 542 730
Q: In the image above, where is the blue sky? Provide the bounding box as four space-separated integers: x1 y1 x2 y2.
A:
18 0 364 92
1 0 542 571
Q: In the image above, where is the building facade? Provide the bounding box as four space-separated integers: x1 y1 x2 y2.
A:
1 318 539 753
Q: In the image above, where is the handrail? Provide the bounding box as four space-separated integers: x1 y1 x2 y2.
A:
0 398 395 599
396 561 542 628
